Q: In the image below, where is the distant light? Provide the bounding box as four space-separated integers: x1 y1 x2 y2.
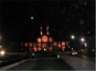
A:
80 37 85 43
0 50 5 56
40 31 43 35
37 38 41 43
62 41 65 46
58 43 61 48
44 48 47 51
70 35 75 40
42 35 48 43
71 48 74 50
30 16 34 20
33 47 37 52
47 32 50 35
84 42 87 47
32 53 35 56
57 54 60 59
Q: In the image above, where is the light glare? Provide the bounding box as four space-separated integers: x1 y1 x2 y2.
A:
70 35 75 39
0 50 5 56
80 37 85 42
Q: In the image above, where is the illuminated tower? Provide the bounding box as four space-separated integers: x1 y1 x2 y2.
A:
40 25 43 36
46 25 50 35
40 25 50 36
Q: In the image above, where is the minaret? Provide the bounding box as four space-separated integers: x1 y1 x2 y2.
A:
46 25 50 35
40 25 43 36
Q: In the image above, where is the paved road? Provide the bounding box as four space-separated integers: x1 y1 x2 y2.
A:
7 57 75 70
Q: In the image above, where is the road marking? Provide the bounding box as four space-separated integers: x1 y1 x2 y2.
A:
0 59 30 70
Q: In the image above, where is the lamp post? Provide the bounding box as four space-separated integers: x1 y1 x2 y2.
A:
70 35 75 40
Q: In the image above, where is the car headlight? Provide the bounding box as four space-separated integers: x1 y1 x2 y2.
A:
0 50 6 56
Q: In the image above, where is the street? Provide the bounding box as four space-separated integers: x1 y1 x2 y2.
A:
0 54 94 71
7 57 75 70
0 0 95 71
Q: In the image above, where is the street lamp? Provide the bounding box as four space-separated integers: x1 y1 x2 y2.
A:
80 37 85 43
0 50 6 56
30 16 34 20
70 35 75 40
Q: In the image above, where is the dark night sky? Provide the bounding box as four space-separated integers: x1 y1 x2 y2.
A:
0 0 95 41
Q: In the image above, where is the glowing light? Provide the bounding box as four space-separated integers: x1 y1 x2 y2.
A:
32 53 35 56
57 54 60 59
40 32 43 35
84 42 87 47
44 48 47 51
33 47 37 52
42 35 48 43
71 48 74 50
62 41 65 46
58 43 61 48
37 38 41 43
70 35 75 40
30 16 34 20
80 37 85 42
0 50 5 56
47 32 50 35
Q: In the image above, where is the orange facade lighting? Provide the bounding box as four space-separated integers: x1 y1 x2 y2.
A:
33 47 37 52
42 35 48 43
58 43 61 48
62 41 65 46
61 41 65 48
37 37 41 43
